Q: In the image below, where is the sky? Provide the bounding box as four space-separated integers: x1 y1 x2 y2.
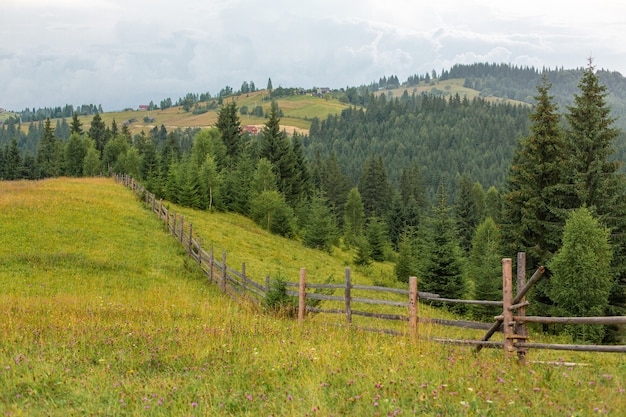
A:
2 0 626 111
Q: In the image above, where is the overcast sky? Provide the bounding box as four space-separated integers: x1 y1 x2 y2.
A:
2 0 626 111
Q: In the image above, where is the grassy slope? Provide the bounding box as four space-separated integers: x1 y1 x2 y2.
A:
84 90 349 137
0 178 625 416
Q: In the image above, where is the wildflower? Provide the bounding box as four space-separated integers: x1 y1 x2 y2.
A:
191 402 198 407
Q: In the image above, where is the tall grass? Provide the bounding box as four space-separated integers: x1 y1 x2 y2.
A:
0 177 624 416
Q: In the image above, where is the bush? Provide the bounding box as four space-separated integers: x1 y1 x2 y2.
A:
263 277 297 317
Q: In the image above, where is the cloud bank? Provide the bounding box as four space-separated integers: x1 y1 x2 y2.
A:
1 0 625 110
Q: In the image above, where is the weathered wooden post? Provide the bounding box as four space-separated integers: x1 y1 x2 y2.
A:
197 236 202 267
188 223 193 254
158 199 163 220
151 194 155 213
516 252 529 363
502 258 515 358
209 246 214 285
298 268 306 325
221 252 227 292
345 268 352 325
409 276 419 341
179 216 184 243
172 212 177 236
241 262 246 297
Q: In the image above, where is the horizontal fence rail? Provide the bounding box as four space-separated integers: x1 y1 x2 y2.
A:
116 175 626 360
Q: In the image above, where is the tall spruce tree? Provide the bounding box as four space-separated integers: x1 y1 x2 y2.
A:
70 112 83 135
456 173 480 254
37 118 61 178
215 101 243 163
88 112 107 156
565 59 626 312
359 155 392 219
259 101 298 206
503 76 569 268
421 183 466 309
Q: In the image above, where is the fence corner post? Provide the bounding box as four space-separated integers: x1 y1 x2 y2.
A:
516 252 529 364
409 276 419 341
502 258 515 358
298 268 306 325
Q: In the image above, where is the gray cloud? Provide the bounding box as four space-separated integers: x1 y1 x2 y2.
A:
1 0 625 110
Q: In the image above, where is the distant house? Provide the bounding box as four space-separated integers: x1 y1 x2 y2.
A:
138 105 149 111
243 125 258 135
0 107 5 114
317 87 330 95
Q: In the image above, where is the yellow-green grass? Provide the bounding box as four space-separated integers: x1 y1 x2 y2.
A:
18 90 350 137
1 178 624 416
380 78 529 107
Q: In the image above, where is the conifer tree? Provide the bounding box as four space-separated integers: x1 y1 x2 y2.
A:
366 217 388 262
260 101 298 205
564 60 626 312
359 155 392 219
37 118 61 178
88 112 107 155
421 184 466 309
70 112 83 135
215 101 243 163
343 187 365 247
64 133 87 176
503 75 569 268
303 193 337 253
395 232 417 283
456 173 480 254
467 217 502 320
549 207 612 342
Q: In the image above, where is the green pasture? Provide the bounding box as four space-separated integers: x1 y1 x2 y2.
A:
0 177 624 416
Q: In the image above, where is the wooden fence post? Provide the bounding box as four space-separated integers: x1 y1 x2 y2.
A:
158 199 163 220
345 268 352 325
187 223 193 254
179 216 184 243
221 252 227 292
241 262 246 297
172 212 177 236
209 246 214 285
197 236 202 267
409 276 419 341
151 194 155 213
502 258 515 358
516 252 529 364
298 268 306 325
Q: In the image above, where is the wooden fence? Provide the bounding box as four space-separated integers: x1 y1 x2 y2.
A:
116 174 626 359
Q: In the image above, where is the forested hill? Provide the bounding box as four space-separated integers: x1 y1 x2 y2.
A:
305 93 531 199
438 63 626 129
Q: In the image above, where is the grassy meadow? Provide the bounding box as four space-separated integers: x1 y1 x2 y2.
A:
1 177 625 416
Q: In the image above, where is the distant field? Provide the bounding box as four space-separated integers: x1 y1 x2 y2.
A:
0 177 624 416
69 90 351 136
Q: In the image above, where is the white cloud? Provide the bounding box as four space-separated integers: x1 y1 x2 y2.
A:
1 0 625 110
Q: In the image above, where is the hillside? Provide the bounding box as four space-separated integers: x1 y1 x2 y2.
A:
1 177 625 415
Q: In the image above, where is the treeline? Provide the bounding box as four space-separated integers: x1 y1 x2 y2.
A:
16 103 103 123
439 62 626 129
306 92 531 199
